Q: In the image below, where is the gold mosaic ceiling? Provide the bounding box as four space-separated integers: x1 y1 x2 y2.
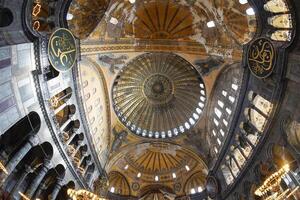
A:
67 0 109 39
112 53 206 138
70 0 258 197
124 0 196 40
81 0 256 56
106 142 208 196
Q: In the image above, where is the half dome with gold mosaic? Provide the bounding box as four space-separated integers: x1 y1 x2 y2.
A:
112 53 206 138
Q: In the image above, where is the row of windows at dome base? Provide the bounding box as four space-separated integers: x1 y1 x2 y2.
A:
122 164 191 179
116 106 204 139
114 88 206 138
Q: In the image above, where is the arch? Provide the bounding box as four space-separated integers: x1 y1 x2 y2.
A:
69 132 84 146
33 164 66 199
0 8 13 27
80 155 91 169
55 105 76 127
45 65 59 81
108 171 131 196
2 142 53 197
85 163 95 183
138 185 175 199
49 87 73 109
183 171 206 195
56 181 75 200
0 112 41 164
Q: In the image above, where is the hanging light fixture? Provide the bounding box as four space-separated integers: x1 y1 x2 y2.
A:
67 189 107 200
254 164 290 197
0 161 8 174
18 192 30 200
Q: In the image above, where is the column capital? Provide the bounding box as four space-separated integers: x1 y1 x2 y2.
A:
28 135 39 146
41 159 52 172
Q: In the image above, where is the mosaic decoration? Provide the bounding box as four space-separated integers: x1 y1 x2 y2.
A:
112 53 206 138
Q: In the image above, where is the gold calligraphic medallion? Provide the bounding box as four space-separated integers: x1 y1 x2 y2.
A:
247 37 276 78
48 28 77 72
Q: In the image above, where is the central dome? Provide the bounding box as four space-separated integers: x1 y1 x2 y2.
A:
112 53 206 138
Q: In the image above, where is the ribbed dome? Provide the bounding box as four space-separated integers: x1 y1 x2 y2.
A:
112 53 206 138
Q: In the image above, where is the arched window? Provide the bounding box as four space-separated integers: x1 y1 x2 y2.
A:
0 8 13 27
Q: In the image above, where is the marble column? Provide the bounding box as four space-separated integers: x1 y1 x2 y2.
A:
26 159 52 198
0 136 38 186
49 178 63 200
11 165 33 199
33 182 47 199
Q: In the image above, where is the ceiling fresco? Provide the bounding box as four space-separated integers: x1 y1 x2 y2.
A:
106 142 208 196
112 52 206 138
71 0 257 197
75 0 256 58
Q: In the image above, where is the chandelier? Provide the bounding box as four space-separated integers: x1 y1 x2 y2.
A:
0 161 8 174
254 164 299 199
67 189 107 200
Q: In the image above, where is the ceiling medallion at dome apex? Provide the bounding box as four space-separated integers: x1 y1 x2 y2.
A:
74 0 256 57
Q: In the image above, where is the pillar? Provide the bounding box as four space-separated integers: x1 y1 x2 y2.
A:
33 182 47 199
26 159 52 198
11 165 33 199
49 178 63 200
0 135 38 186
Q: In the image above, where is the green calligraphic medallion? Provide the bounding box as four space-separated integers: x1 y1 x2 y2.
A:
247 37 276 78
48 28 77 72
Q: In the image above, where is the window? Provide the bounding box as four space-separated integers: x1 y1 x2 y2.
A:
215 108 222 118
110 187 115 193
222 90 228 97
190 188 196 194
229 96 235 103
218 100 224 108
0 8 13 28
185 165 190 171
226 108 232 115
214 118 219 126
232 83 238 91
172 173 176 179
213 130 217 137
220 129 225 137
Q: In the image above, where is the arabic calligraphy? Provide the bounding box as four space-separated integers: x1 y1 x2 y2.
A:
48 28 77 72
247 38 276 78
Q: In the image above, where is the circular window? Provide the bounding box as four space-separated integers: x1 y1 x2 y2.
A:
112 53 206 138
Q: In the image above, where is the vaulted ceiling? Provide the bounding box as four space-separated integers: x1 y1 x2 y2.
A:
71 0 257 198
